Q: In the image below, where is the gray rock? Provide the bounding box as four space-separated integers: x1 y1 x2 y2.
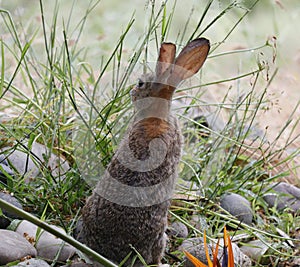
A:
179 237 251 267
37 227 76 262
61 263 93 267
180 237 223 266
0 154 14 181
16 220 76 262
290 257 300 266
190 214 208 230
15 219 37 237
220 193 253 225
168 221 188 238
263 182 300 212
10 258 50 267
0 192 23 229
0 163 14 177
240 239 270 265
0 229 37 265
1 141 70 182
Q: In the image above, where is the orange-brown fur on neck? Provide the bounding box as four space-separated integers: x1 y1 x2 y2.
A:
128 117 175 161
150 85 175 101
136 117 170 139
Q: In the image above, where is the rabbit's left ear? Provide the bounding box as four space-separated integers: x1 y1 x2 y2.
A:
155 42 176 80
168 38 210 86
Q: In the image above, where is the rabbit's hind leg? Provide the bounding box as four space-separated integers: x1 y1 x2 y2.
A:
148 232 167 266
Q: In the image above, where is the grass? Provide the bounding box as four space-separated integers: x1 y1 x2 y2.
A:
0 0 299 266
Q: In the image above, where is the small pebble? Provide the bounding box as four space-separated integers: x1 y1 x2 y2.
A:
168 221 188 238
61 263 93 267
0 229 37 265
1 141 70 183
220 193 253 225
10 258 50 267
180 237 251 267
0 154 14 182
240 239 270 265
263 182 300 212
0 192 23 229
16 220 76 262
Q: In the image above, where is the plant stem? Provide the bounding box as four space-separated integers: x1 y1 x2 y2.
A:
0 198 118 267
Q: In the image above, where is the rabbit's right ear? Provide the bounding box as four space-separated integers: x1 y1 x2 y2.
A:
155 42 176 80
168 38 210 87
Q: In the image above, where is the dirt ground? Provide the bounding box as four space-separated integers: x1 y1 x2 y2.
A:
240 63 300 185
258 67 300 144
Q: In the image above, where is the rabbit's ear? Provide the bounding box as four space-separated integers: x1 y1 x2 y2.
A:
155 42 176 79
168 38 210 87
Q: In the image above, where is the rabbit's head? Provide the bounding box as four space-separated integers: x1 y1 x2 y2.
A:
131 38 210 104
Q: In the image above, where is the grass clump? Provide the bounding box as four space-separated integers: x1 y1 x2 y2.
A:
0 0 299 266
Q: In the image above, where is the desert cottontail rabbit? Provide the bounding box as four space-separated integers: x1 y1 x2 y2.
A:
81 38 210 266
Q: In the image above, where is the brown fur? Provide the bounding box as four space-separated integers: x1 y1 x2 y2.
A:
81 38 210 266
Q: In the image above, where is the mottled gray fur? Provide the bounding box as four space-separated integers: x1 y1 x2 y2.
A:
80 38 210 266
81 115 182 265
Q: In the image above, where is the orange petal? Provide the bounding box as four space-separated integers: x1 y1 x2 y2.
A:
223 227 228 247
204 231 213 267
224 227 234 267
213 239 221 267
227 235 234 267
184 250 208 267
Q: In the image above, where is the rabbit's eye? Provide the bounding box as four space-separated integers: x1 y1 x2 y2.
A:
137 79 144 88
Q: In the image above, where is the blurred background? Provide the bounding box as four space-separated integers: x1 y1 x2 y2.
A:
1 0 299 143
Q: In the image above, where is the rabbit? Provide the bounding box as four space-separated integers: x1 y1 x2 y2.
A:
81 37 210 266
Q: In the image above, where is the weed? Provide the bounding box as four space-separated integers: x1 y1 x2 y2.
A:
0 0 299 266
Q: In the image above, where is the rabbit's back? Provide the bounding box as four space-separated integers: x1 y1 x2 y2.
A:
81 115 182 265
